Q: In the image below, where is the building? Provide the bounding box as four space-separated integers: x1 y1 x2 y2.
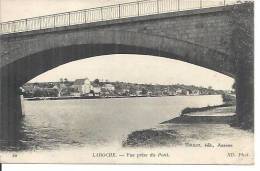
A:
72 78 91 96
176 88 182 95
71 92 81 97
103 84 115 91
136 90 143 96
147 91 152 96
191 90 200 96
168 90 177 96
182 89 192 96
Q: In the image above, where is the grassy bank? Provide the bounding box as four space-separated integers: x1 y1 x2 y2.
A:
180 103 234 116
122 129 181 147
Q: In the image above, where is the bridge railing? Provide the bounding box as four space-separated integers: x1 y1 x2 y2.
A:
0 0 239 34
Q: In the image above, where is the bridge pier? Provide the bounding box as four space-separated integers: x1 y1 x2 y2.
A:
0 76 23 145
234 58 254 131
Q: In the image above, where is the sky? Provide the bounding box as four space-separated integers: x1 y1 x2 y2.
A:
0 0 235 90
0 0 243 22
29 55 234 90
0 0 135 21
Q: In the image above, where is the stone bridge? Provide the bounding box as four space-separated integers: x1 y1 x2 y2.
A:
0 1 254 143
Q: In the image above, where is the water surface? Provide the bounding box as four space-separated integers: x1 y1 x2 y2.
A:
13 95 223 150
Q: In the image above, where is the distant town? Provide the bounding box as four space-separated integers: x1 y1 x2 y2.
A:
22 78 233 100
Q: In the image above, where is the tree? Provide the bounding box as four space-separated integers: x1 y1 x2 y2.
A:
64 78 71 86
90 90 95 96
33 88 44 97
93 79 100 85
141 88 148 95
64 78 68 83
129 86 136 95
232 82 236 89
232 82 236 93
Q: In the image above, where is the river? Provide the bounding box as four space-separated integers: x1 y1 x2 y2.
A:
8 95 223 151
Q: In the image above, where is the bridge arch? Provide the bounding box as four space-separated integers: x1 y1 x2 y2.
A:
0 30 234 87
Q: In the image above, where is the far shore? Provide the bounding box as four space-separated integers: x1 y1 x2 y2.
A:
24 94 221 101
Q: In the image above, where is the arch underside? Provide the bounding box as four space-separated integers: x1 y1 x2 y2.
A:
0 31 235 87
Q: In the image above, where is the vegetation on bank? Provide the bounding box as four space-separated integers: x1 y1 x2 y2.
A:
222 93 236 104
122 129 180 147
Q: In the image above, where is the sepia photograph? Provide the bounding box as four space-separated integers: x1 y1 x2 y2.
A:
0 0 254 164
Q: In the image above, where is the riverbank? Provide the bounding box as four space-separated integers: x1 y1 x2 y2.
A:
179 103 235 116
25 95 151 101
123 104 241 147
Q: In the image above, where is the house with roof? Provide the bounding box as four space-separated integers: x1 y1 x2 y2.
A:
72 78 91 96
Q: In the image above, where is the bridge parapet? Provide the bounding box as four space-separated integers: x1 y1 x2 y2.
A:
0 0 240 34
